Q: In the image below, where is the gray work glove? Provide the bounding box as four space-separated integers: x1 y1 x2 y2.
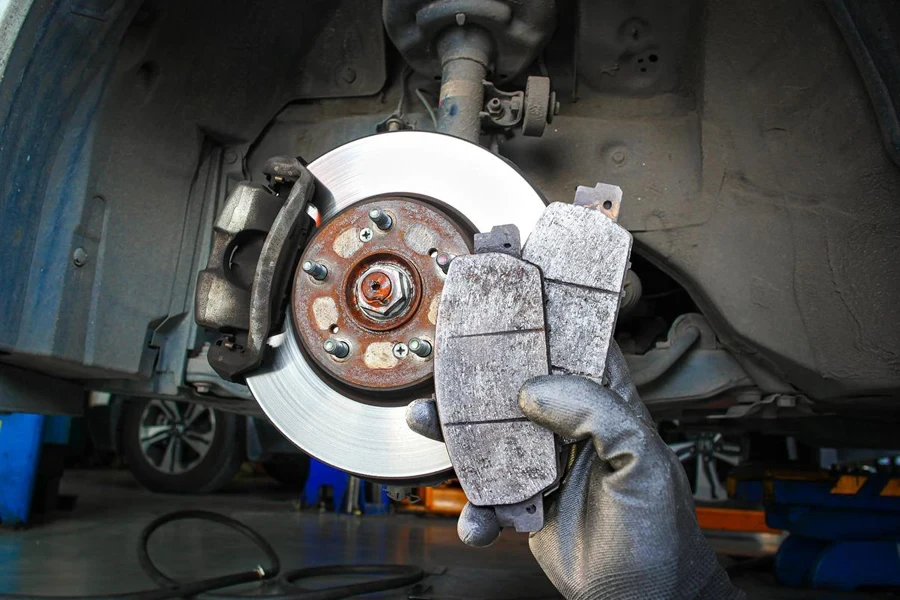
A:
406 342 745 600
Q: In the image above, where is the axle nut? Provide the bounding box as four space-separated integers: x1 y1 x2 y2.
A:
356 264 411 320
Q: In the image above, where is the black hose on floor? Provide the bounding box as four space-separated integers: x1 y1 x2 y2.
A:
2 510 423 600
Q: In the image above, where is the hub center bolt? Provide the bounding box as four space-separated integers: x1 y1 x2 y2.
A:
368 208 393 231
302 260 328 281
408 338 432 358
323 339 350 359
361 271 393 305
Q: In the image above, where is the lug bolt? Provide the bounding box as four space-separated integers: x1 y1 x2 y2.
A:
408 338 432 358
359 227 374 242
392 343 409 359
302 260 328 281
368 208 393 231
436 252 454 274
323 339 350 359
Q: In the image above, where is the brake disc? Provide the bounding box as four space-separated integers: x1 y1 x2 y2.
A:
246 131 546 481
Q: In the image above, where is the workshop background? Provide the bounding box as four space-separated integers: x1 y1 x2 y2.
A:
2 402 899 598
2 0 900 597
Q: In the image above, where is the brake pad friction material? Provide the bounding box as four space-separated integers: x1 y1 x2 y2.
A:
434 253 556 510
523 202 633 379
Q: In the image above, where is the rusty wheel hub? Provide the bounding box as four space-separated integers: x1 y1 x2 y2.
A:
245 131 547 480
292 197 470 392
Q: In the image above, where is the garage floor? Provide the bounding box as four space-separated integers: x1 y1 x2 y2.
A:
0 470 891 599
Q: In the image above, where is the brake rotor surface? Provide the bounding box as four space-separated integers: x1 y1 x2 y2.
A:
247 131 546 481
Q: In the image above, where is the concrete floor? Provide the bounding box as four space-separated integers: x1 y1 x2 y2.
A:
0 469 892 599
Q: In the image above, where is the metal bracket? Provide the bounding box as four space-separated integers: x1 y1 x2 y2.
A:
195 158 315 382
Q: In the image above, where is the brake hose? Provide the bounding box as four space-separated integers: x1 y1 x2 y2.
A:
1 510 423 600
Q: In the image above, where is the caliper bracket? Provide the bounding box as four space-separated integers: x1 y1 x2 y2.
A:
195 158 315 382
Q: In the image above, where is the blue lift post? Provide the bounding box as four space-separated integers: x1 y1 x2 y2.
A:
0 414 71 526
735 471 900 590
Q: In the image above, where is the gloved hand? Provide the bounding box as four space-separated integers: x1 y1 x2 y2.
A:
406 342 745 600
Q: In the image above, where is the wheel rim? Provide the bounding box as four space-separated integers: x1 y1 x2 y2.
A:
669 432 743 502
138 400 216 474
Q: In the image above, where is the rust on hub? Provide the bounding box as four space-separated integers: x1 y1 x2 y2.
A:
361 271 393 304
292 197 471 392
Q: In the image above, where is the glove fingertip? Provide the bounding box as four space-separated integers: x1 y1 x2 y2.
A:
458 503 501 547
405 398 443 442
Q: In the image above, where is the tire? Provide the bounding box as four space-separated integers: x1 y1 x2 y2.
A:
262 455 311 489
120 398 244 494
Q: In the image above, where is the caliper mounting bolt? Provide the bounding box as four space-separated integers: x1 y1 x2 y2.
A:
323 339 350 359
408 338 432 358
368 208 393 231
302 260 328 281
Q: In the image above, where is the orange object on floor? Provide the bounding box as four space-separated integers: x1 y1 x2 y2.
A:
415 483 779 534
695 506 780 533
422 485 468 515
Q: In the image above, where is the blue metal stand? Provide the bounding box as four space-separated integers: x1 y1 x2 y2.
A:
0 414 70 526
301 458 390 515
0 414 45 525
738 472 900 590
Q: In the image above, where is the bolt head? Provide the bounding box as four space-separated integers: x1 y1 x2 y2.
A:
359 227 373 242
356 264 411 319
341 66 357 84
435 252 453 273
407 337 432 357
361 271 393 304
393 343 409 359
72 247 88 267
324 339 350 359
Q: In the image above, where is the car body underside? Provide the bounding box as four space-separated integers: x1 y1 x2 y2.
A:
1 0 899 452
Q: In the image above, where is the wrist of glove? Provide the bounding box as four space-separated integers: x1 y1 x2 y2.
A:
407 343 745 600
